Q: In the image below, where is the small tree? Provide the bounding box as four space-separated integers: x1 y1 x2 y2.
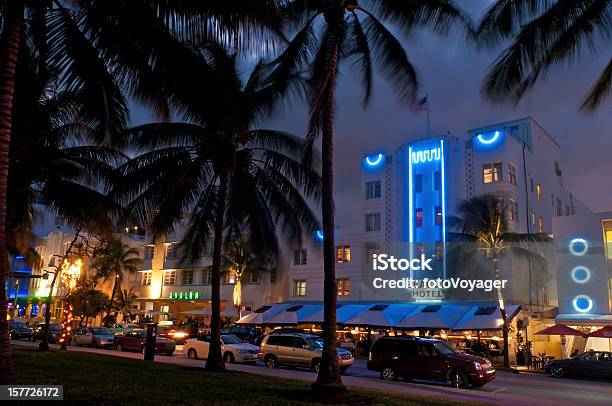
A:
114 288 138 322
70 287 109 327
449 194 550 368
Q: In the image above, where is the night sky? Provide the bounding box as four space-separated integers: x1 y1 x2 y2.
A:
129 0 611 230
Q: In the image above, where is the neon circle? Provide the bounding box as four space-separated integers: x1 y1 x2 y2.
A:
572 295 593 313
365 153 384 167
569 238 588 256
571 266 591 284
476 131 501 145
315 230 324 241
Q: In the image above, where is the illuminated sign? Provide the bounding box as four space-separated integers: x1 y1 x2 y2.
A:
364 153 385 168
315 230 324 241
411 147 441 164
571 266 591 283
572 295 593 313
476 131 502 145
569 238 588 256
169 291 200 300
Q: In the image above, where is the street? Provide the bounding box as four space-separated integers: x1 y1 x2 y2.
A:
12 340 612 406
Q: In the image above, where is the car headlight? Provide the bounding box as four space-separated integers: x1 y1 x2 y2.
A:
474 362 482 371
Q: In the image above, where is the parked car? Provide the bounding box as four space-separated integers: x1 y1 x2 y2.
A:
32 323 71 344
157 326 189 344
367 336 495 389
545 351 612 379
221 327 261 343
111 322 140 333
113 329 175 355
258 333 354 373
8 321 33 340
73 327 116 348
184 334 259 363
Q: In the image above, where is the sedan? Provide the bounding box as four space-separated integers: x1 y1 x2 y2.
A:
9 321 33 340
73 327 116 348
184 334 259 363
545 351 612 379
113 329 175 355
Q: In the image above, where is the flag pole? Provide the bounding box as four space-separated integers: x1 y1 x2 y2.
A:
426 93 430 137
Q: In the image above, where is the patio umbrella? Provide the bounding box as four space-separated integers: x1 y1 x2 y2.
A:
534 324 586 337
588 325 612 338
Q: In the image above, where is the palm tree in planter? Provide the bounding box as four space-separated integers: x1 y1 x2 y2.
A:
448 194 550 368
113 45 321 372
91 238 142 323
222 236 276 319
268 0 472 393
476 0 612 109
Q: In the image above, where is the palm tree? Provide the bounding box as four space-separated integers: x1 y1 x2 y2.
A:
113 45 321 372
0 1 283 383
91 238 142 321
476 0 612 109
222 236 275 318
114 287 138 322
269 0 471 393
448 194 550 368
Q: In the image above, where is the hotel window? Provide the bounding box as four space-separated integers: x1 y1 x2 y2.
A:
509 200 519 222
565 205 571 216
201 270 212 285
166 243 180 259
224 270 236 284
245 272 259 284
293 249 307 265
531 211 536 226
538 217 544 232
508 163 517 185
530 178 534 192
415 209 424 228
337 279 350 296
536 184 542 202
415 174 423 193
365 181 381 199
365 244 381 265
483 162 503 183
551 194 555 207
293 280 307 296
142 271 152 286
163 270 176 285
182 270 194 285
144 246 155 260
416 243 425 256
365 213 381 232
556 198 562 216
435 206 442 225
433 171 441 191
435 242 444 261
605 230 612 260
336 246 351 263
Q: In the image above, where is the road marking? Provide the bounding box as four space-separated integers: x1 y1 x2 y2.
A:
492 388 507 393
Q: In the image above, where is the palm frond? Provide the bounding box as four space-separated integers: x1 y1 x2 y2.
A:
581 56 612 109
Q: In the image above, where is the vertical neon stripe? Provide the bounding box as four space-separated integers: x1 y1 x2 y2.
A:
440 139 447 278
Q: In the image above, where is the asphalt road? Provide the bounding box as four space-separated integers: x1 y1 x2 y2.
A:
12 339 612 405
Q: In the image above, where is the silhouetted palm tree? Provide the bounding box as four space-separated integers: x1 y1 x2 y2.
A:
270 0 471 393
449 194 550 368
477 0 612 109
91 238 142 320
113 45 321 372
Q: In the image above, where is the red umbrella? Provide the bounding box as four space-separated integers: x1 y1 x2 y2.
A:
535 324 586 337
588 325 612 338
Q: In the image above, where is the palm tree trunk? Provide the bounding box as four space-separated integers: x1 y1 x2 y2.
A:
206 173 228 371
313 25 345 396
106 274 119 318
494 259 510 367
39 265 60 351
0 0 23 385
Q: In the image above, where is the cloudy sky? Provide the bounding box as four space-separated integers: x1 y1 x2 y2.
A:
127 1 610 232
260 0 612 227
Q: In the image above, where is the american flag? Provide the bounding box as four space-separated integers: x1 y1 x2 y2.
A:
411 95 428 112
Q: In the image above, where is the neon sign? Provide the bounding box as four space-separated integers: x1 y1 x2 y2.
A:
476 131 502 145
169 291 200 300
364 153 384 167
571 266 591 284
411 147 441 164
569 238 588 256
315 230 324 241
572 295 593 313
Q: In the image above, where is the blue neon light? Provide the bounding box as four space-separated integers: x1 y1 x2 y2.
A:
411 147 441 164
315 230 324 241
364 153 384 167
569 238 588 256
408 146 413 247
572 295 593 313
476 131 502 145
571 266 591 284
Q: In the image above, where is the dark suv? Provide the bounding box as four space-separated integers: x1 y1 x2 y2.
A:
367 336 495 388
